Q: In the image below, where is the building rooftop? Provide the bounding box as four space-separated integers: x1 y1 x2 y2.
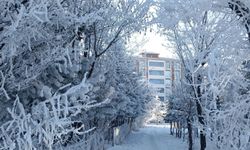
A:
137 52 179 61
139 52 160 58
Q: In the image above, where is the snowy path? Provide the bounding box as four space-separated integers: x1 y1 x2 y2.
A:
108 124 187 150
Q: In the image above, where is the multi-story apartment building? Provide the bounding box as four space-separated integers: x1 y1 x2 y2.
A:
135 52 182 101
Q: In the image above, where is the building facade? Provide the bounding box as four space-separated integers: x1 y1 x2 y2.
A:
135 52 182 101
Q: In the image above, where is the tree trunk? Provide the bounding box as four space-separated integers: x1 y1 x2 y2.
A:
187 117 193 150
200 130 206 150
178 122 182 138
197 75 206 150
87 60 96 79
170 121 173 135
175 122 178 137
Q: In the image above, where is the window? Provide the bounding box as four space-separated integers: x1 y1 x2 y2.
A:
174 62 181 70
157 88 165 93
165 70 171 79
149 61 164 67
165 62 171 70
139 61 146 67
165 79 171 85
149 79 164 84
149 70 164 76
175 71 180 81
158 96 164 101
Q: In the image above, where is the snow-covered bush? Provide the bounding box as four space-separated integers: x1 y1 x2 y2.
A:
0 74 113 149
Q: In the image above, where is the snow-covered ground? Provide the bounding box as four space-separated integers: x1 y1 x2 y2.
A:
108 124 187 150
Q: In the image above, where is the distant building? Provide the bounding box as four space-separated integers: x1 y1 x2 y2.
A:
135 52 182 101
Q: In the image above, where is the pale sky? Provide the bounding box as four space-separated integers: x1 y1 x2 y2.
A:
129 30 177 59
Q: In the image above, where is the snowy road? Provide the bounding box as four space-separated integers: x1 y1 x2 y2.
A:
108 124 186 150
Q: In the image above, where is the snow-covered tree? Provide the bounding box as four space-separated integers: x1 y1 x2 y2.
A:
0 0 153 108
0 0 155 149
157 0 249 150
146 97 167 124
166 81 196 150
